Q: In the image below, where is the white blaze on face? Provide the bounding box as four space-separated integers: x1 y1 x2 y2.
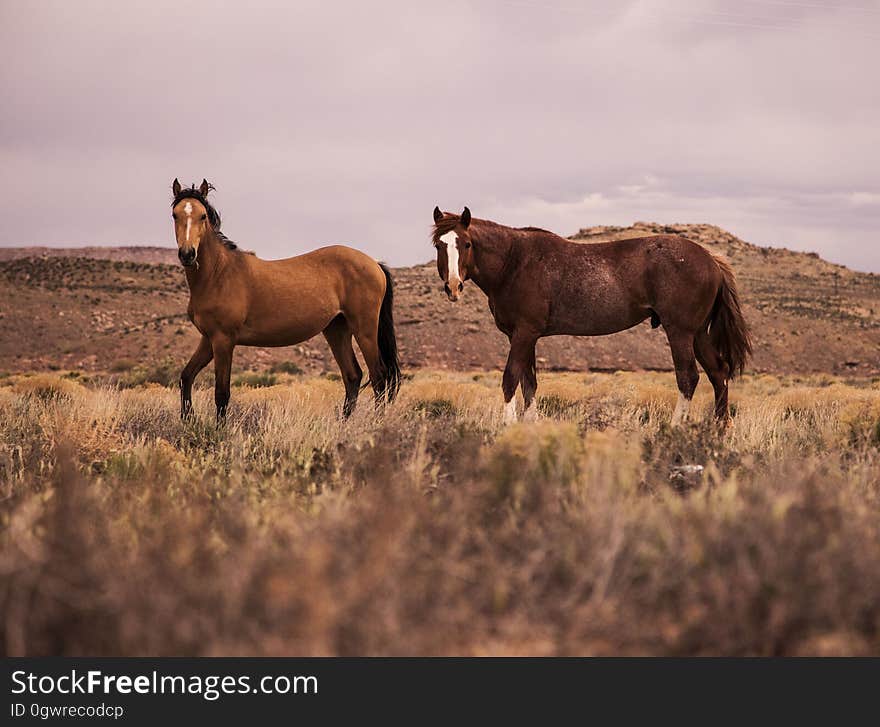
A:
440 231 459 286
184 202 193 242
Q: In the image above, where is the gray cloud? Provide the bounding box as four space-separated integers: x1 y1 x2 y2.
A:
1 1 878 268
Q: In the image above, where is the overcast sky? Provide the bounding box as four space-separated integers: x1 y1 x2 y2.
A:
1 1 878 269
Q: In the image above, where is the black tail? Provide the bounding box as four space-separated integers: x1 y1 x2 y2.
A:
709 254 753 378
377 263 401 402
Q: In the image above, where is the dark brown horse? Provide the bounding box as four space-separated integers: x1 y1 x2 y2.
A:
171 179 400 420
431 207 752 426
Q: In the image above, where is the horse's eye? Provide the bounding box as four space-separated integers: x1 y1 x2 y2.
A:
465 242 472 249
201 214 207 221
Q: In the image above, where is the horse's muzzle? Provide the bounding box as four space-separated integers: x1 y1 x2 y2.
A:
444 281 464 302
178 247 197 267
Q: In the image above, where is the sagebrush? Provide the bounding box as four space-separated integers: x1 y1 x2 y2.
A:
1 371 879 655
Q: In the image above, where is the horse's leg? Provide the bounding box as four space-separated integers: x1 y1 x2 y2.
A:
323 314 363 418
694 327 731 424
211 333 235 422
502 333 538 424
180 334 213 419
521 343 539 422
352 328 386 407
665 326 699 426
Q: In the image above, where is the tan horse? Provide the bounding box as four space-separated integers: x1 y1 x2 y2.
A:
171 179 400 420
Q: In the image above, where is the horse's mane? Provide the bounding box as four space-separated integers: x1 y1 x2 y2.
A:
430 215 461 246
172 184 238 251
431 214 553 246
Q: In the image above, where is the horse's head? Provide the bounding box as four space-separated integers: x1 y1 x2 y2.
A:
171 178 215 268
432 206 474 302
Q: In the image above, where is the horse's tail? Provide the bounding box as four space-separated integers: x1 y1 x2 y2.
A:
377 263 402 402
708 254 753 378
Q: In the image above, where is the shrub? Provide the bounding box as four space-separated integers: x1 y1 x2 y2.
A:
11 374 83 400
233 372 278 388
110 358 137 372
120 358 179 388
269 361 304 375
537 393 581 419
411 398 456 418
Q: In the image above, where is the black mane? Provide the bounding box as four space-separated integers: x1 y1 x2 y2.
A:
171 184 238 250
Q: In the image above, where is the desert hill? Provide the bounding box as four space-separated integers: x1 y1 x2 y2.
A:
0 246 175 265
2 223 879 377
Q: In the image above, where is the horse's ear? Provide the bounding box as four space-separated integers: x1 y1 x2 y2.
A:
433 206 443 224
199 179 211 196
172 178 181 196
460 206 471 229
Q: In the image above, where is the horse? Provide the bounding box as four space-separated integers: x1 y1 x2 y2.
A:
170 179 401 420
431 206 752 426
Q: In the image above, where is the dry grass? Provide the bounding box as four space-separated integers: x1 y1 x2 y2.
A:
1 370 879 656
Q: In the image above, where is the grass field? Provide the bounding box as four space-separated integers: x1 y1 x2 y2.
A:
2 370 880 655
